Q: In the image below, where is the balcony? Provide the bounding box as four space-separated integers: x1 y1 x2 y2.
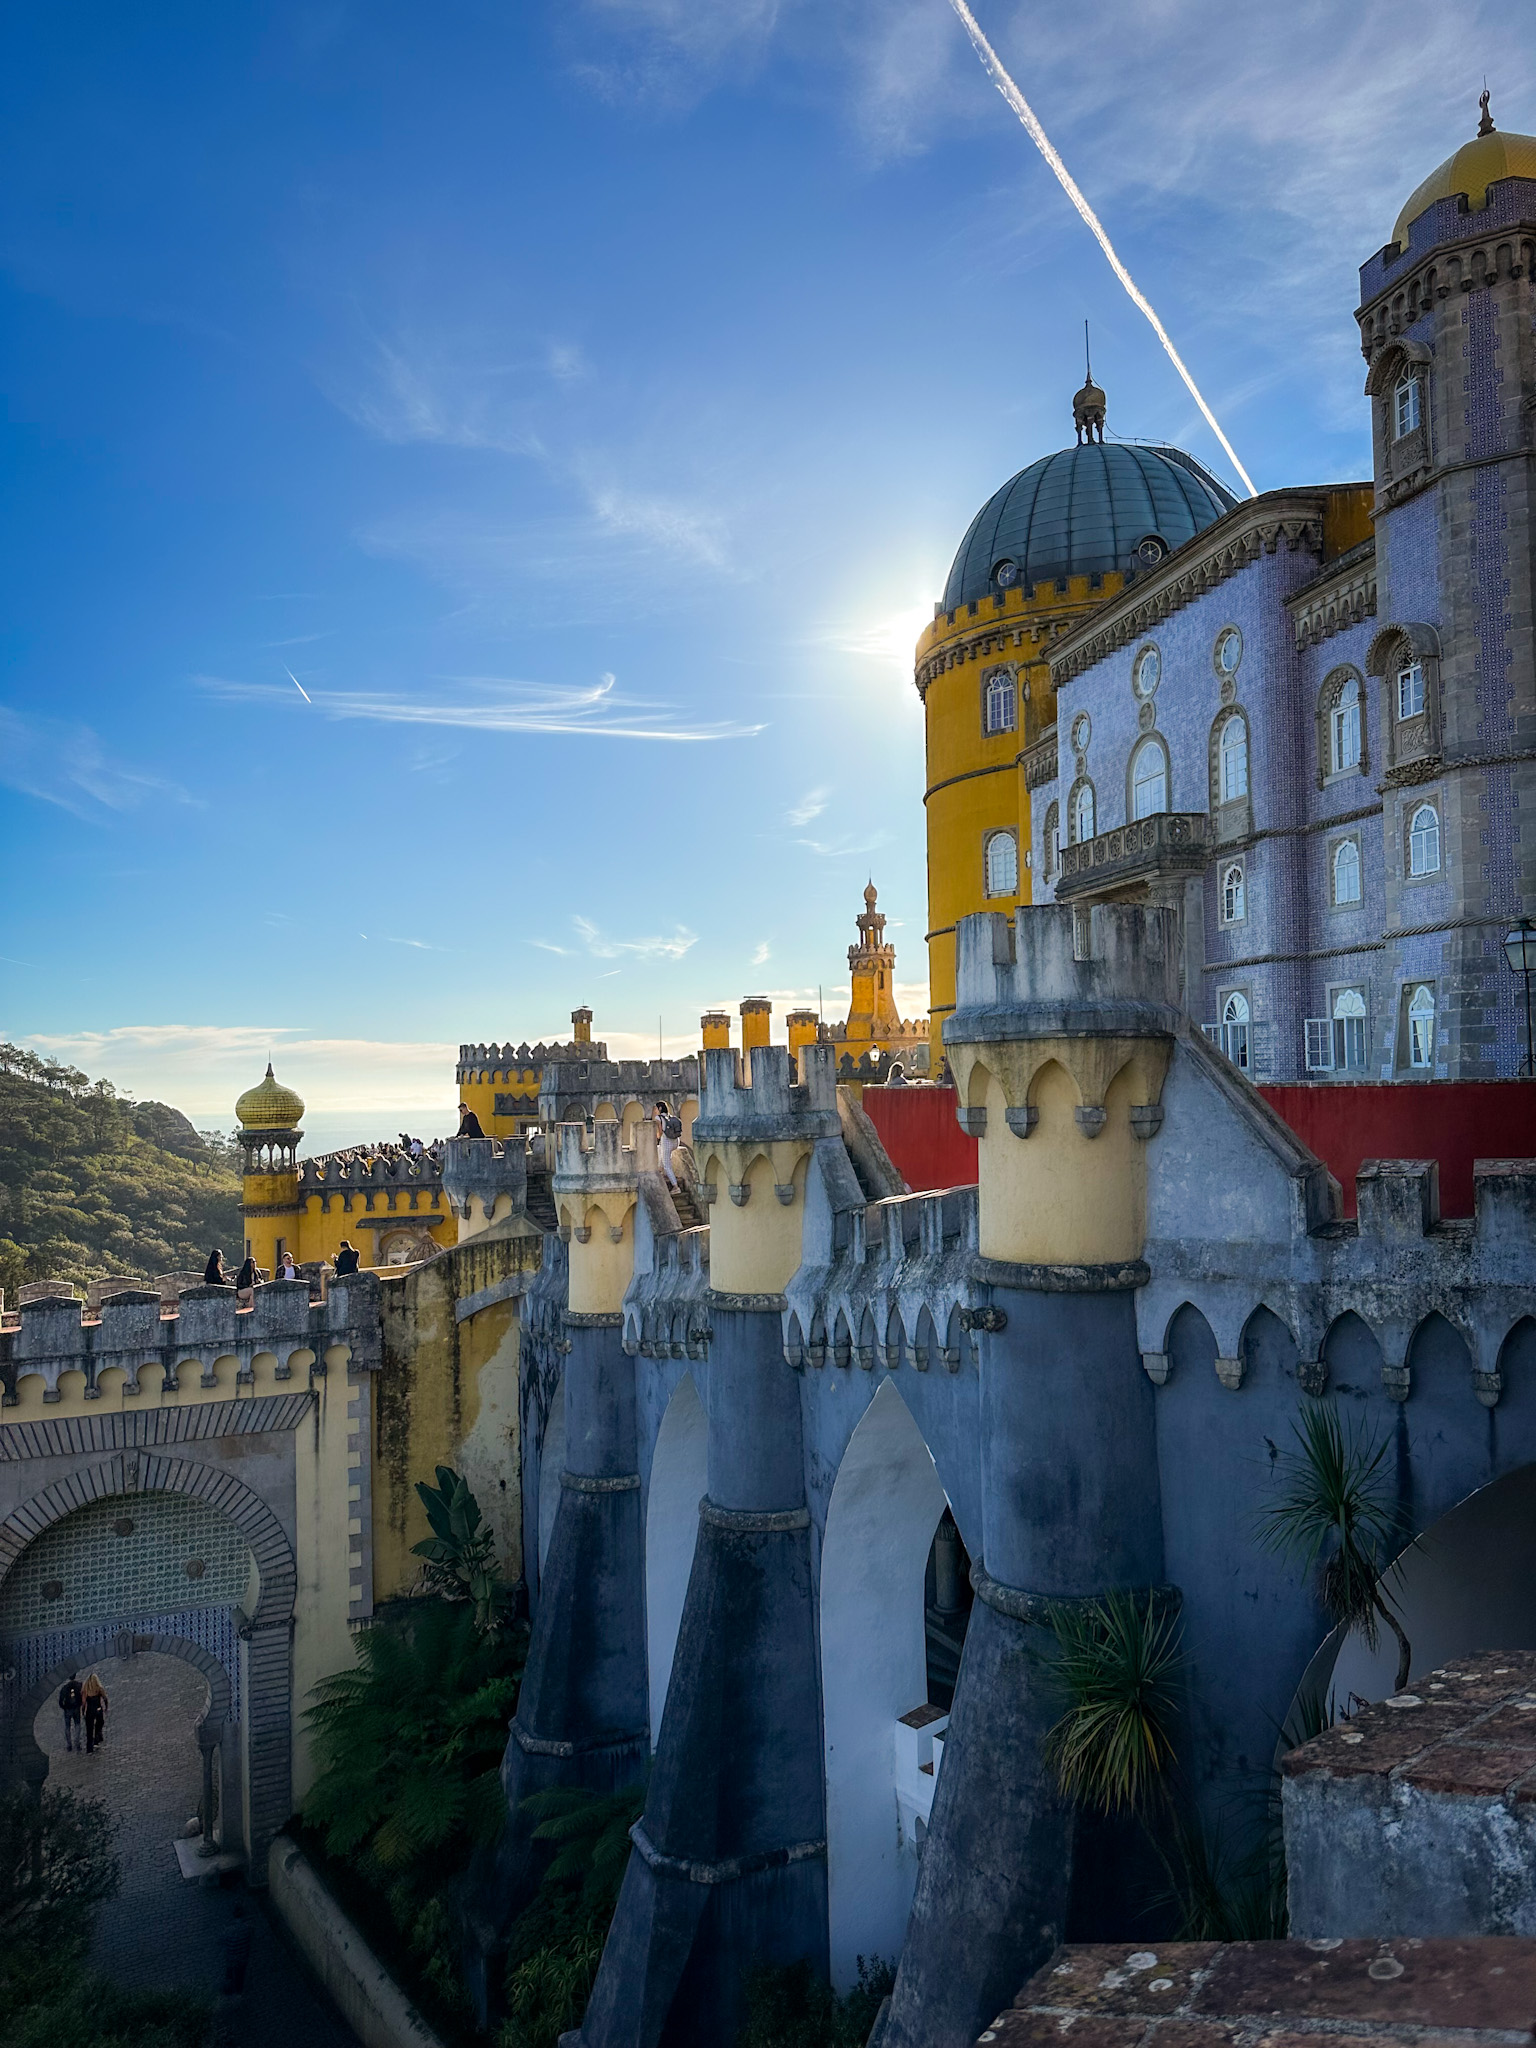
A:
1056 811 1210 899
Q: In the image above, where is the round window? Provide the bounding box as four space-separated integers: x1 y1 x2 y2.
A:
1215 627 1242 676
1070 712 1092 754
1136 534 1167 568
993 559 1019 587
1133 647 1161 699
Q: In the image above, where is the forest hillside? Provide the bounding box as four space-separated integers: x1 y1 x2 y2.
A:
0 1043 242 1301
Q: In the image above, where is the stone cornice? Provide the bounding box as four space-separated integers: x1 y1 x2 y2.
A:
1357 206 1536 353
1021 730 1058 791
1046 492 1334 686
1286 541 1378 650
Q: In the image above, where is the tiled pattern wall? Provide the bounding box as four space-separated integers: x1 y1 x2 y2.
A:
0 1490 253 1635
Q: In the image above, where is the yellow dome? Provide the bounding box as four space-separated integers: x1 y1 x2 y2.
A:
235 1063 305 1129
1393 125 1536 251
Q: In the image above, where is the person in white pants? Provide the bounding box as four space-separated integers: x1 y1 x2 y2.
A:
654 1101 680 1190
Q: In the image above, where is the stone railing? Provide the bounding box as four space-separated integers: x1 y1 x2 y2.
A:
1056 811 1210 896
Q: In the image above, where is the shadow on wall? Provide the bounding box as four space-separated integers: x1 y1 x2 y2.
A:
645 1372 708 1752
539 1380 565 1576
1332 1456 1536 1703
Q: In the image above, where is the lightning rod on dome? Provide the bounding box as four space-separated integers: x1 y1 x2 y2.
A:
945 0 1258 499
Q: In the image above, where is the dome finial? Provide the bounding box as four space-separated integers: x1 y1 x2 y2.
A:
1479 85 1495 137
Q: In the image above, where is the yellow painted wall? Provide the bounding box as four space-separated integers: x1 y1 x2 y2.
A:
698 1146 809 1294
291 1340 359 1803
243 1181 456 1272
456 1061 545 1141
916 572 1125 1058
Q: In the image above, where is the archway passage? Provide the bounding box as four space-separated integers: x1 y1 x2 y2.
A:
820 1380 949 1989
924 1508 974 1711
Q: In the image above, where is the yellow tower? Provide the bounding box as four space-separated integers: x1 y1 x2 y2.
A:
235 1063 306 1274
915 380 1238 1060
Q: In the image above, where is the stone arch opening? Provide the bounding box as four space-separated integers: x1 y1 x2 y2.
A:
1322 1309 1383 1389
820 1380 949 1989
1240 1304 1299 1387
645 1371 707 1749
1166 1302 1217 1381
1330 1463 1536 1705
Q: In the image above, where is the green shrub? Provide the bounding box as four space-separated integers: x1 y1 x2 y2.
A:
737 1955 896 2048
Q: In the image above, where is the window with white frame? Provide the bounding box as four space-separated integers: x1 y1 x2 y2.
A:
1131 736 1168 819
1220 861 1245 924
1407 983 1435 1068
1218 990 1250 1070
984 829 1019 898
1408 801 1441 877
1394 376 1421 439
984 670 1017 736
1072 781 1095 844
1397 660 1425 719
1330 675 1361 773
1332 837 1362 906
1305 987 1368 1073
1219 715 1249 802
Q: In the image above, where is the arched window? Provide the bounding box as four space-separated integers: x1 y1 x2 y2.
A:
1398 661 1425 719
1073 782 1095 844
1221 862 1245 924
1408 802 1440 876
1331 675 1361 773
1408 983 1435 1068
1394 376 1421 439
1218 716 1248 802
1131 737 1168 820
1334 986 1367 1072
1042 801 1060 882
984 670 1017 736
984 829 1018 898
1332 838 1362 906
1219 991 1250 1071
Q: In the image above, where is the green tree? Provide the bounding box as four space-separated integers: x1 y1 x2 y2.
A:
1257 1402 1412 1692
413 1465 512 1634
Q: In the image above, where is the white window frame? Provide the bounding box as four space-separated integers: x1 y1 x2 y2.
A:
984 828 1019 899
1217 990 1251 1071
1072 782 1095 844
1131 736 1169 820
1219 716 1248 802
1407 983 1435 1069
1394 375 1421 439
1220 861 1245 925
1331 836 1362 907
984 670 1017 737
1408 802 1441 877
1397 661 1425 719
1330 676 1361 774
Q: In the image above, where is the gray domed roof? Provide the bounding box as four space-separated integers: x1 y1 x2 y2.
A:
943 440 1238 611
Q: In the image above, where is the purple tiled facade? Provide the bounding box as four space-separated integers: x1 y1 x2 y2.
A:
1035 163 1536 1084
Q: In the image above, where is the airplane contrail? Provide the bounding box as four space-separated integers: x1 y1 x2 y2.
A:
946 0 1257 499
284 666 313 704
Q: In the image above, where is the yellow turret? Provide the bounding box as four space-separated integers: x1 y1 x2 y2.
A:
236 1064 304 1273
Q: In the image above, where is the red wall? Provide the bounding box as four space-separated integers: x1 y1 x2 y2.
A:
864 1079 1536 1220
1256 1081 1536 1219
862 1086 977 1193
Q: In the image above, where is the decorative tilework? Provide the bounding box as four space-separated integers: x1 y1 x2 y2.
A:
0 1491 253 1635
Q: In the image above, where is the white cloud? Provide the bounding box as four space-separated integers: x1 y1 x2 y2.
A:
571 915 699 961
793 827 893 858
585 480 730 571
0 709 198 821
750 939 771 966
197 670 763 744
785 786 830 827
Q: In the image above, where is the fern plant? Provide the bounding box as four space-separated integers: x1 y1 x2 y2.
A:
1257 1403 1412 1692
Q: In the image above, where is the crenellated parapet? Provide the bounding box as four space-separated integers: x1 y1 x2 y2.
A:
945 903 1181 1267
538 1054 699 1132
551 1120 640 1315
441 1134 528 1234
0 1273 382 1406
691 1044 840 1295
782 1183 981 1377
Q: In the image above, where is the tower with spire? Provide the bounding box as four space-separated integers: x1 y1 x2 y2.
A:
825 883 930 1078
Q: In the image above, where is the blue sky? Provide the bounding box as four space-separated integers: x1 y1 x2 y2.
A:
2 1 1529 1145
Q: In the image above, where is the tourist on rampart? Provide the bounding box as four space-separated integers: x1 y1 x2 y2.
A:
278 1252 298 1281
203 1248 231 1286
82 1673 108 1753
887 1062 907 1087
654 1101 682 1191
58 1673 83 1752
234 1253 259 1300
456 1102 486 1138
333 1242 360 1276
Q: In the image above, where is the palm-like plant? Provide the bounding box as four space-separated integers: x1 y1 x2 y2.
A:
1257 1403 1411 1692
1041 1589 1184 1818
413 1464 510 1634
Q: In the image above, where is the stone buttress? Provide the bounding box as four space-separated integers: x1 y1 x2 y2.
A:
474 1120 651 2012
574 1046 839 2048
879 905 1177 2048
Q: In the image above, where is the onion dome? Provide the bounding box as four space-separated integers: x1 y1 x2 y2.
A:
235 1062 305 1130
1392 95 1536 252
942 402 1237 612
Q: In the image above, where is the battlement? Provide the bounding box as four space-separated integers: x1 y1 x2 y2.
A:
693 1043 840 1146
539 1055 699 1129
441 1134 529 1222
297 1152 445 1192
551 1117 636 1194
0 1273 383 1404
456 1037 607 1078
948 903 1183 1045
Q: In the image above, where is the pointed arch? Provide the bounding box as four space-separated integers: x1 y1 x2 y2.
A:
1165 1302 1217 1380
1240 1304 1298 1387
1322 1309 1383 1384
1406 1310 1473 1383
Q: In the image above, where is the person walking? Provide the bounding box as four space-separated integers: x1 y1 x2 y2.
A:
333 1241 360 1276
653 1101 682 1191
58 1673 83 1752
82 1672 108 1753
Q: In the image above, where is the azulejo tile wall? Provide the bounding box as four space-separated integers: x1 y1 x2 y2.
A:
0 1490 253 1636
